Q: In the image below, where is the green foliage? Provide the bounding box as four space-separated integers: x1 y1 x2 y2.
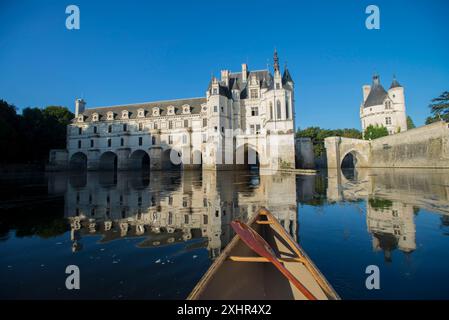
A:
296 127 362 158
363 124 388 140
406 116 415 129
428 91 449 122
369 197 393 211
0 99 73 164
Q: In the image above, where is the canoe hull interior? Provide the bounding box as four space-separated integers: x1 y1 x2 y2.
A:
188 210 338 300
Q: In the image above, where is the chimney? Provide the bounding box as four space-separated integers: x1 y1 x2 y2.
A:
363 85 371 101
221 70 229 87
241 63 248 83
75 98 86 117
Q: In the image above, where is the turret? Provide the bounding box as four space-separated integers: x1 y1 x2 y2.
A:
75 98 86 117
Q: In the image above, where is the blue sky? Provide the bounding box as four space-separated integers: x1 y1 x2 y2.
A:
1 0 448 129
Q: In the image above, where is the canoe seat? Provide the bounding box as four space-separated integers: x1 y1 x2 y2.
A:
228 255 305 264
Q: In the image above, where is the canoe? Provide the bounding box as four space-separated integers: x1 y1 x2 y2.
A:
188 207 340 300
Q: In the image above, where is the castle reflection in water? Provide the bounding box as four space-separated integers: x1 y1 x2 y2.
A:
48 170 298 258
326 168 449 262
47 167 449 263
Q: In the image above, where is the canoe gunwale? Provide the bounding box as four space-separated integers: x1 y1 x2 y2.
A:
187 207 340 300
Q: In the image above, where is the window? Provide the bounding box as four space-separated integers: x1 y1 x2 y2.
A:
202 133 207 143
214 106 218 113
256 124 261 134
154 123 158 130
78 140 81 149
90 139 94 148
250 125 255 134
139 137 143 146
221 126 224 133
168 135 173 144
270 102 273 119
251 107 259 116
213 88 218 95
182 134 187 144
93 126 97 134
203 118 207 127
221 106 224 113
386 117 392 125
277 100 281 119
107 112 114 120
92 113 98 122
120 138 124 146
276 83 280 90
250 89 258 99
138 123 143 131
214 126 218 132
123 124 127 132
107 138 111 147
108 125 112 133
385 101 392 109
78 127 82 135
285 99 290 119
203 215 208 225
185 215 189 224
151 136 156 145
169 121 173 129
184 119 189 128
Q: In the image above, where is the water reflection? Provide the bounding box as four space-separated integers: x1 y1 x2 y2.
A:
48 171 298 259
326 168 449 261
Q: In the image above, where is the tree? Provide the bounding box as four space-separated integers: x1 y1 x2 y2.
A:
363 124 388 140
406 116 415 129
426 91 449 124
0 99 73 165
296 127 362 158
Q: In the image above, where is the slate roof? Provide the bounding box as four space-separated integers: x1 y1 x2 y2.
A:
209 70 273 99
363 75 388 108
80 97 206 122
282 67 293 84
389 77 402 89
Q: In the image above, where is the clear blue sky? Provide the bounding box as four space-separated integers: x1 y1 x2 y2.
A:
1 0 448 129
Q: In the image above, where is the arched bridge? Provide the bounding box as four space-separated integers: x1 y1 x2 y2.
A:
324 137 370 168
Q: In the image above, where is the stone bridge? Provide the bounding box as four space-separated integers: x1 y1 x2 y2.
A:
325 121 449 169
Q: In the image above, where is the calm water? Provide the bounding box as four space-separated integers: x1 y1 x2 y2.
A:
1 168 449 299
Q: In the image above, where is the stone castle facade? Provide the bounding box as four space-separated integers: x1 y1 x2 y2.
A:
50 51 296 172
360 74 407 136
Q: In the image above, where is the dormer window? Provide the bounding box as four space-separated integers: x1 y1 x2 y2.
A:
250 89 259 99
212 88 218 95
167 106 175 115
77 114 84 122
106 111 114 121
201 104 207 113
138 108 146 118
91 113 99 122
385 101 392 109
122 110 129 119
182 105 190 114
152 107 160 117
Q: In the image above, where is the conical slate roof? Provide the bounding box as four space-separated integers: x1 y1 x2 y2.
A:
389 76 402 89
364 75 388 108
282 67 293 84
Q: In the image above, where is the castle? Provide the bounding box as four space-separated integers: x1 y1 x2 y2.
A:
360 74 407 136
48 50 296 172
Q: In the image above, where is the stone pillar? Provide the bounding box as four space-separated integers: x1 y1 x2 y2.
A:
324 136 341 169
116 148 131 171
87 149 100 171
149 147 162 170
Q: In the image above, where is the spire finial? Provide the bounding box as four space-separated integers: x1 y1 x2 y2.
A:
273 48 279 72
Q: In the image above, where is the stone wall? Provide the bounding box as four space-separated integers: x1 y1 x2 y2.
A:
370 121 449 168
325 121 449 168
295 137 315 169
